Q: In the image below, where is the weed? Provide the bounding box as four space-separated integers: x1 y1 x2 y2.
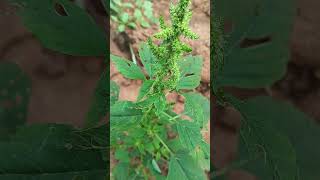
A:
111 0 209 179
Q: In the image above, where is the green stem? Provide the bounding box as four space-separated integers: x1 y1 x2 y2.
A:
155 133 173 155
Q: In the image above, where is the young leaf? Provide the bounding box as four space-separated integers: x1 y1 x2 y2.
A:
151 159 162 174
167 151 206 180
177 56 203 90
0 62 30 138
137 80 154 101
215 0 294 88
10 0 107 56
183 92 210 128
139 43 157 78
111 54 145 80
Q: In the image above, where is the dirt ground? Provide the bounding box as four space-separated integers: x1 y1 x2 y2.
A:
1 0 320 179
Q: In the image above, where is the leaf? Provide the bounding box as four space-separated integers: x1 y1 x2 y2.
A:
113 162 130 180
85 69 108 127
177 56 203 90
117 24 125 32
0 124 106 179
237 96 320 179
227 95 298 179
115 149 130 163
176 120 202 151
110 81 120 106
183 92 210 128
215 0 295 88
0 62 31 138
137 80 154 101
139 43 157 78
110 101 143 130
151 159 162 174
111 54 145 80
167 151 206 180
120 13 129 23
11 0 107 56
134 9 143 20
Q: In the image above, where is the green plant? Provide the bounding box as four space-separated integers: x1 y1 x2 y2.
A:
0 0 109 179
110 0 157 32
212 0 320 179
110 0 209 179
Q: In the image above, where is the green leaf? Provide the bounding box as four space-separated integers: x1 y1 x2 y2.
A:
227 96 298 179
137 80 154 101
111 54 145 80
120 13 129 23
0 124 106 179
167 151 206 180
0 62 31 138
110 101 143 130
134 9 143 20
110 81 120 105
215 0 295 88
140 19 150 28
85 69 108 127
11 0 107 56
236 96 320 179
113 162 130 180
117 24 125 32
151 159 162 174
115 149 130 163
139 43 157 78
183 92 209 128
176 120 203 151
128 22 137 29
177 56 203 90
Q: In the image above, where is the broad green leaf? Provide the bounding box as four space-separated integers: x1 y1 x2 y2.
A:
191 146 210 171
167 151 206 180
215 0 295 88
137 80 154 101
85 69 108 127
176 120 203 151
0 124 106 179
237 96 320 179
10 0 107 56
227 96 298 179
183 92 209 128
177 56 203 90
139 43 157 78
111 55 145 80
110 101 143 130
0 62 31 138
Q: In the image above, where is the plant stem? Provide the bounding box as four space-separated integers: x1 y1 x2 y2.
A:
155 133 173 155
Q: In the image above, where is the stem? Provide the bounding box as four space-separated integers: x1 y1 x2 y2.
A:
155 133 173 155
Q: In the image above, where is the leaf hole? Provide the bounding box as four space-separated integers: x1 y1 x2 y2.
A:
54 3 68 16
240 36 271 48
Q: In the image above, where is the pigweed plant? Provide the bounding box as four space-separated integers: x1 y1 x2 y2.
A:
111 0 209 179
